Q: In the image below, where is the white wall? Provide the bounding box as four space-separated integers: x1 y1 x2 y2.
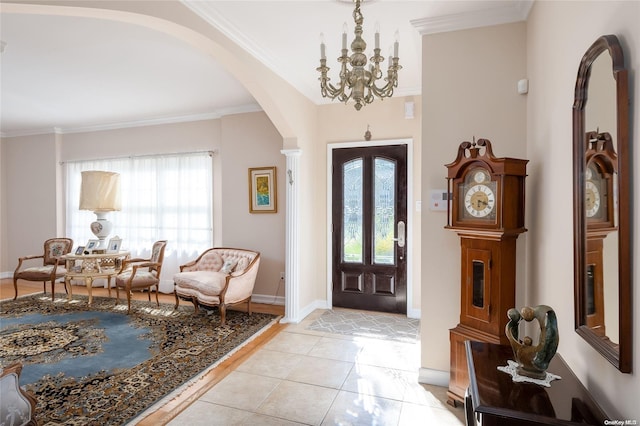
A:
220 112 286 301
420 22 527 374
59 119 221 162
1 133 60 270
1 113 285 300
526 0 639 418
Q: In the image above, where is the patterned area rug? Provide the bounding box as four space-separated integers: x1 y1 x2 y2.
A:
307 309 419 343
0 294 278 425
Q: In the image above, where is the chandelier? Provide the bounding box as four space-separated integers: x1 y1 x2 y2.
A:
317 0 401 111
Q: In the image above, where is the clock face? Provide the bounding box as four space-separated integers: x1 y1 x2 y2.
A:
585 180 601 218
585 163 608 222
457 168 497 222
464 184 496 217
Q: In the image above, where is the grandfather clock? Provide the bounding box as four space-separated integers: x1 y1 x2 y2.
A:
584 131 617 337
444 139 528 406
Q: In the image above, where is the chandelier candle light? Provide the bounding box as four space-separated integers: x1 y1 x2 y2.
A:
79 170 122 251
317 0 401 110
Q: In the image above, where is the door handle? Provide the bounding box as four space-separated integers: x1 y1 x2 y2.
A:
396 221 405 248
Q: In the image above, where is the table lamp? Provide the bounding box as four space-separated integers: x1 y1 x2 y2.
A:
79 171 121 251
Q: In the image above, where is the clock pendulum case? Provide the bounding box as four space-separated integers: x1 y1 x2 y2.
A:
584 130 617 337
444 139 528 406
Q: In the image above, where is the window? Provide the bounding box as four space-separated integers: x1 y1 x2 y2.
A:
64 152 213 288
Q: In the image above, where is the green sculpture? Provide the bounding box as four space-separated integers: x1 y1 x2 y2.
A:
505 305 559 379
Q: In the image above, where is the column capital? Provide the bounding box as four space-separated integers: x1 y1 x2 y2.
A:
280 149 302 157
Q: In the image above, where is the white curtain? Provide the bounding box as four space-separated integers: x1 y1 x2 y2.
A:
64 152 214 292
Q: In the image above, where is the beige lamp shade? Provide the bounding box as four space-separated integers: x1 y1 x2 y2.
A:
79 171 122 212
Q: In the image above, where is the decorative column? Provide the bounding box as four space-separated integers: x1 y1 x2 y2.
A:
280 149 302 323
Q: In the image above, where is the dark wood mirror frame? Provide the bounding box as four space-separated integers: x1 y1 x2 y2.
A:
573 34 631 373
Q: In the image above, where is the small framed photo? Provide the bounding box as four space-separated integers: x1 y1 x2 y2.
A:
85 239 99 253
248 166 277 213
108 236 122 253
75 246 85 255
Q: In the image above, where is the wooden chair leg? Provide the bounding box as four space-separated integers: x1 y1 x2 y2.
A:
126 290 132 314
220 304 226 325
50 280 55 301
13 277 18 300
174 291 180 310
154 287 159 307
247 298 252 316
65 277 73 301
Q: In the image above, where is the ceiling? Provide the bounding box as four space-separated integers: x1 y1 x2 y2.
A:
0 1 532 137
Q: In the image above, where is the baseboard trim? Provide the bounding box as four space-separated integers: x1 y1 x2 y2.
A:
418 367 449 387
299 299 330 320
279 299 329 324
251 294 285 305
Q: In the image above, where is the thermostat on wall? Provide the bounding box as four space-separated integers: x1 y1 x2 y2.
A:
429 189 450 211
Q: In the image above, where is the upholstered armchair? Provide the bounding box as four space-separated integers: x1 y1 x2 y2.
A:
13 237 73 301
173 247 260 325
115 240 167 313
0 363 37 426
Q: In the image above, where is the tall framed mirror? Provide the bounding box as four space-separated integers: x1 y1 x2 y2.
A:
573 35 631 373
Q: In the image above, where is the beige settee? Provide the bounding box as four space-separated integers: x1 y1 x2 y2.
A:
173 247 260 324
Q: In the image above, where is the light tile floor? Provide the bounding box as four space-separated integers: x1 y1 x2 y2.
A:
168 310 465 426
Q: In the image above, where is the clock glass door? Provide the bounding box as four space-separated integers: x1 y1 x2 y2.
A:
586 241 606 336
332 145 408 313
463 247 491 323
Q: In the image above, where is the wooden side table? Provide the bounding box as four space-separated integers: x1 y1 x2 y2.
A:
63 251 130 305
465 341 608 426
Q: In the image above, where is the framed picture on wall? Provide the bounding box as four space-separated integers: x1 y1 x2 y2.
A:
248 166 277 213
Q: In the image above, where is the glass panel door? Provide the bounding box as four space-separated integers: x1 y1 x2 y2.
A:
374 158 395 265
343 159 363 263
332 144 407 314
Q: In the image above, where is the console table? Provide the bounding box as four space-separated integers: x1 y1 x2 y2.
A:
63 251 130 305
465 341 608 426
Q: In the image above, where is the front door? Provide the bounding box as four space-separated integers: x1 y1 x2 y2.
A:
332 144 408 313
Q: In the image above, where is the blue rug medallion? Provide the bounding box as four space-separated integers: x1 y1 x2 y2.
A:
0 294 278 425
1 311 152 385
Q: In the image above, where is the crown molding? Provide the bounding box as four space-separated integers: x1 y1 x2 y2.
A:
0 104 262 138
182 1 279 75
411 1 534 35
182 0 311 104
0 127 62 139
